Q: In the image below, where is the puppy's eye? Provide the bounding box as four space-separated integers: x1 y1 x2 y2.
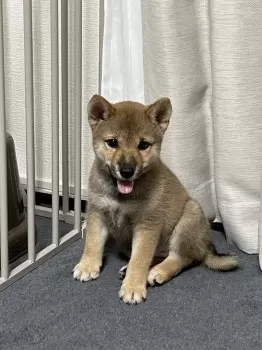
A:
138 140 151 150
105 138 118 148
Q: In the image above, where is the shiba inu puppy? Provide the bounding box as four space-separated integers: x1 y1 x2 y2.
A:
73 95 238 304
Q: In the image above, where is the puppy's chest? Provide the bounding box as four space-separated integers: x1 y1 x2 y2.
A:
96 195 133 231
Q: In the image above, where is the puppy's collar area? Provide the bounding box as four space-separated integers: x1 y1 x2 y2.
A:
117 180 134 194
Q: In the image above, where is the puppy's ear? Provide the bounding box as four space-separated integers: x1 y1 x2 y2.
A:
146 97 172 133
88 95 114 127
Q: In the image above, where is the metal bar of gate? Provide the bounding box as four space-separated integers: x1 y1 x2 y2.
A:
0 0 9 280
61 0 69 215
23 0 35 262
74 0 82 232
51 0 59 247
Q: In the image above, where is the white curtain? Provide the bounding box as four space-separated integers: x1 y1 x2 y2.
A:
101 0 144 102
102 0 262 265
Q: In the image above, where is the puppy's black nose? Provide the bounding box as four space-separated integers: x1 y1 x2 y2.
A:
119 165 135 179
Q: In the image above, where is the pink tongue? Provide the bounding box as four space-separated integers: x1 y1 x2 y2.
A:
117 180 134 194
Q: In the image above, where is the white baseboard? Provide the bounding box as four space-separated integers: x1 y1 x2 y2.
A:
20 177 88 200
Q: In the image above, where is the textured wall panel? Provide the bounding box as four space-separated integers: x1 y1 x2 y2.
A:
4 0 100 198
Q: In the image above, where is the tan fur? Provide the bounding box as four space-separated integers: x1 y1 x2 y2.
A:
73 210 108 281
73 95 238 304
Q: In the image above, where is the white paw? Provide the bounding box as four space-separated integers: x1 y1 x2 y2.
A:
119 282 147 304
118 265 128 280
73 261 100 282
147 266 166 286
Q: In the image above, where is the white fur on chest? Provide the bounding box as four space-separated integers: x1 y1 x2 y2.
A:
89 189 139 231
96 194 120 211
90 188 137 214
91 192 125 228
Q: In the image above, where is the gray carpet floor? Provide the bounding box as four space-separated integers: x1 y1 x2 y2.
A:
0 218 262 350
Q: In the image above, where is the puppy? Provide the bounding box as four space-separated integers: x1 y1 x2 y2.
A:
73 95 238 304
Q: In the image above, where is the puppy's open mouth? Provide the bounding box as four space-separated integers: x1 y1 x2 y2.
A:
117 180 134 195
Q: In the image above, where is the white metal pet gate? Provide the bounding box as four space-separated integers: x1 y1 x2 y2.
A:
0 0 83 291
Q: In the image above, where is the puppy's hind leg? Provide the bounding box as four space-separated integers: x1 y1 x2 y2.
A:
147 254 192 286
119 257 165 280
148 199 207 286
148 198 238 286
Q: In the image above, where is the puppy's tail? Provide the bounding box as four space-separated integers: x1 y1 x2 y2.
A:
204 252 239 271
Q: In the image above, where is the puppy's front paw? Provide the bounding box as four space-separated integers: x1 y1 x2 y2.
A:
119 281 147 304
73 260 101 282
